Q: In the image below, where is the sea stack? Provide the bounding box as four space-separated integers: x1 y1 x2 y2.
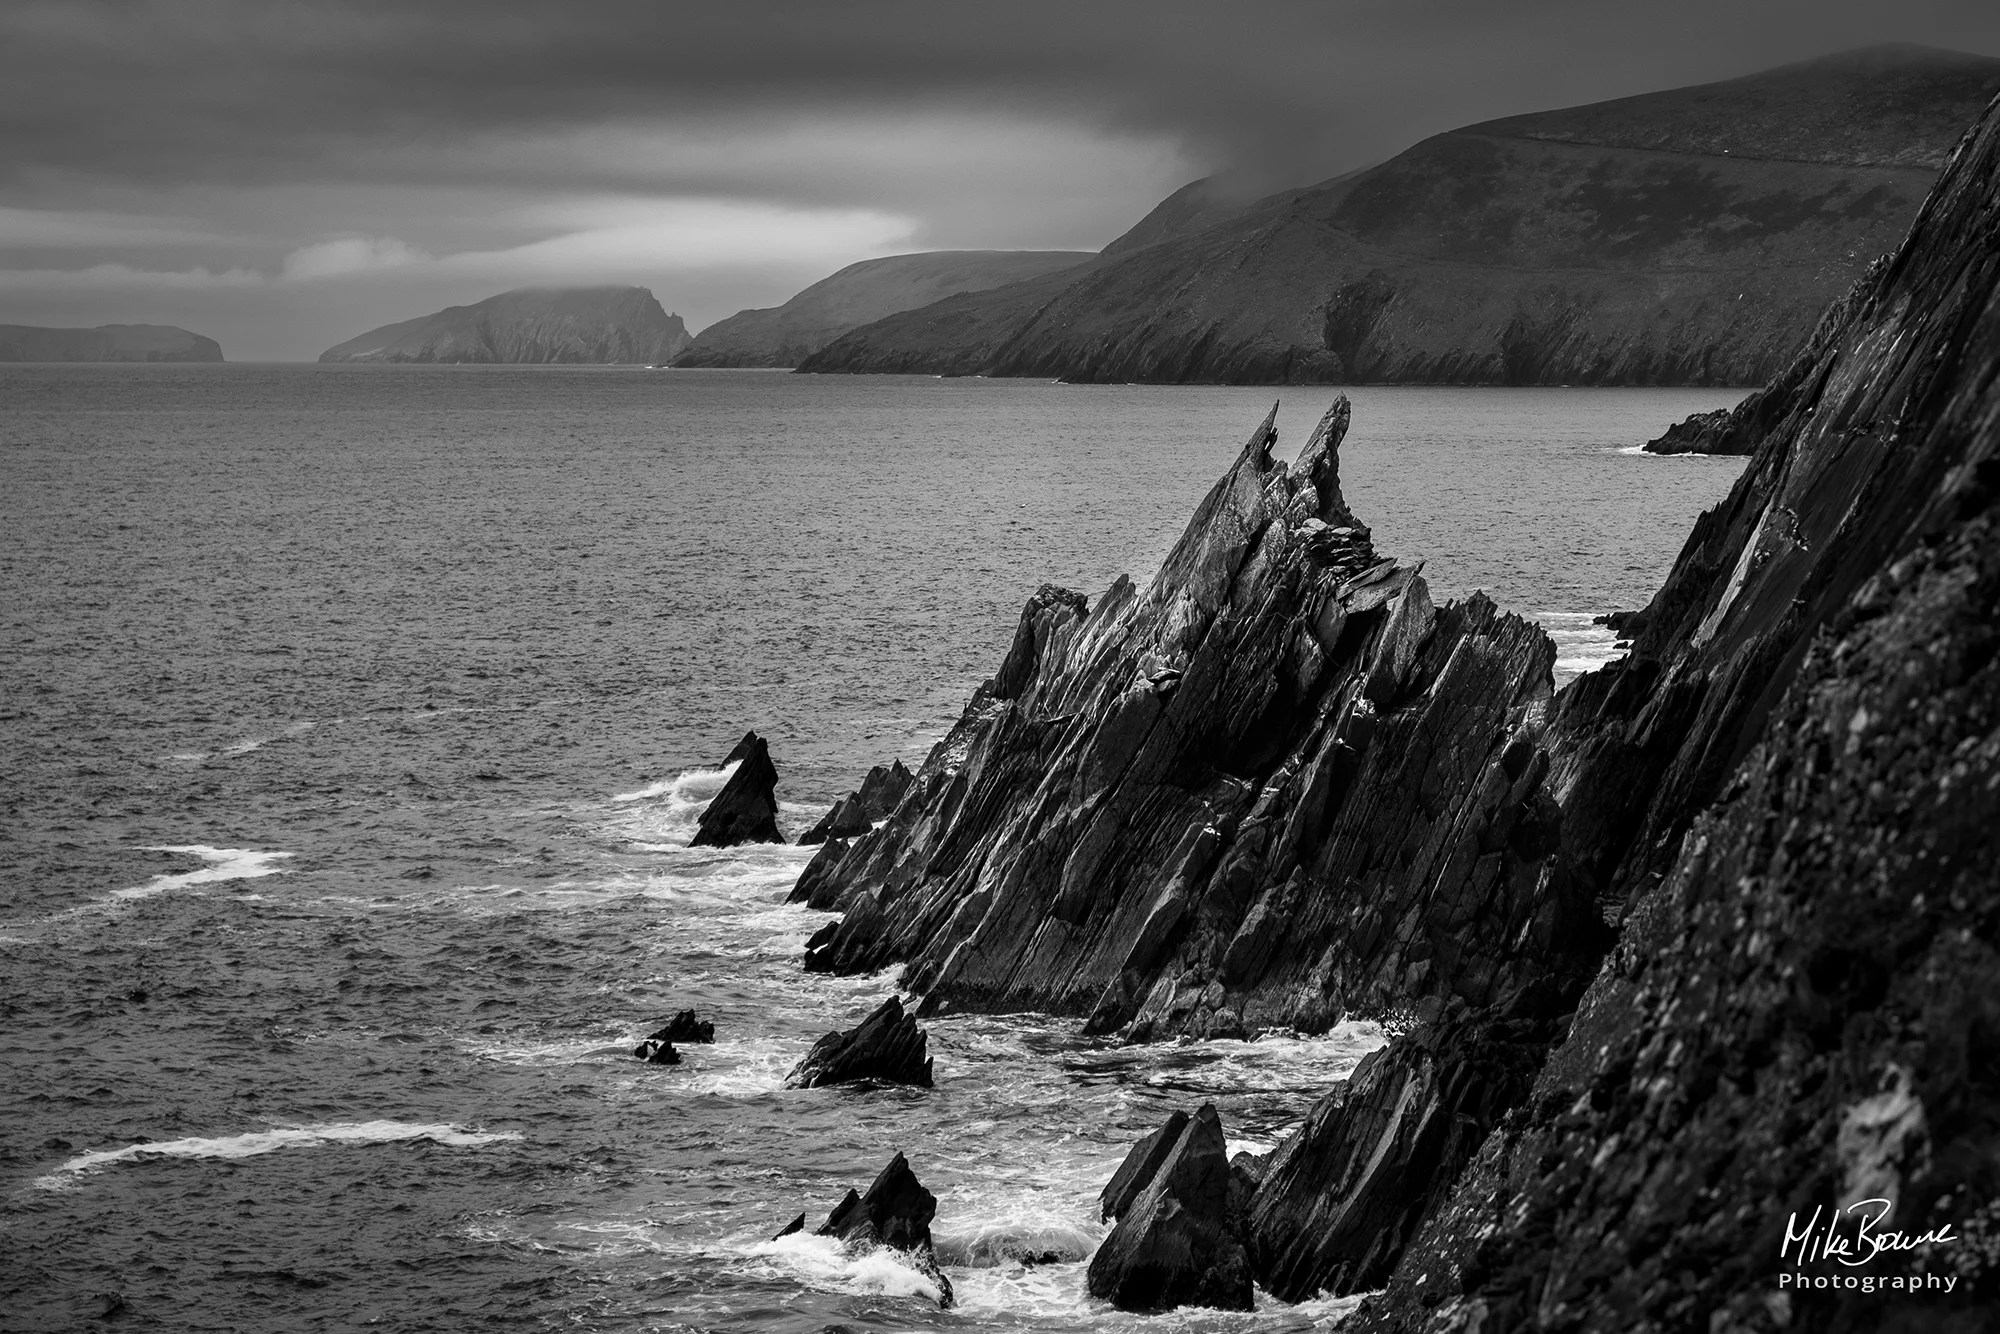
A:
794 1152 954 1307
689 732 782 847
798 760 914 845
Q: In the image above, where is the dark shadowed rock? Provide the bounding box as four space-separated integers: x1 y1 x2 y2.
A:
1639 406 1738 455
784 996 934 1089
809 1153 955 1307
1101 1109 1191 1221
800 760 915 845
772 1212 805 1240
1087 1104 1252 1312
633 1039 681 1065
1340 75 2000 1332
647 1010 714 1044
690 732 782 847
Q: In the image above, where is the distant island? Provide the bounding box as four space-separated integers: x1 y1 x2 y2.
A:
318 286 691 364
0 323 223 362
800 44 2000 385
673 250 1093 368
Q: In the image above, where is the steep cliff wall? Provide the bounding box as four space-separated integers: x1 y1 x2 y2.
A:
1347 80 2000 1334
797 75 2000 1332
318 287 689 364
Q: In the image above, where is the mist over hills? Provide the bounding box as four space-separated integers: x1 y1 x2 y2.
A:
317 287 690 364
673 251 1094 368
800 44 2000 385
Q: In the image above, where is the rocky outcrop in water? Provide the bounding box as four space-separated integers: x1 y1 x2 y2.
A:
646 1010 714 1044
801 46 2000 386
317 287 690 364
0 323 223 362
792 1152 954 1307
800 760 914 846
1088 1103 1253 1311
634 1039 680 1065
784 996 934 1089
690 732 781 847
799 397 1591 1043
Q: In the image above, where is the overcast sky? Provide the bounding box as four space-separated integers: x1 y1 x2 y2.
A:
4 1 1999 360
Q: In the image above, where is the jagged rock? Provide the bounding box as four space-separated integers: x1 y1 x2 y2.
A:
799 759 915 845
1087 1103 1252 1312
811 1153 955 1308
690 732 782 847
772 1213 805 1240
646 1010 714 1044
1101 1109 1191 1221
1342 80 2000 1331
799 397 1590 1044
633 1039 681 1065
1638 406 1740 455
1246 984 1564 1300
784 996 934 1088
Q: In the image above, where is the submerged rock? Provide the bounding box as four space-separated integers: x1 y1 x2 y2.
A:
799 759 915 845
646 1009 715 1044
690 731 782 847
807 1152 955 1307
1087 1104 1252 1312
784 996 934 1089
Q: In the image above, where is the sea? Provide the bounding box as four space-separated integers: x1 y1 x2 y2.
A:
0 366 1747 1332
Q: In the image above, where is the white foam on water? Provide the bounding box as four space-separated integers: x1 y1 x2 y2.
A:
1531 611 1627 680
745 1232 946 1305
111 845 294 900
35 1120 522 1188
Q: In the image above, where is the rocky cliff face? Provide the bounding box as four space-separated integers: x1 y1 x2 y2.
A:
799 395 1599 1040
801 45 2000 387
0 323 223 362
799 74 2000 1329
1344 78 2000 1334
674 251 1090 368
317 287 689 364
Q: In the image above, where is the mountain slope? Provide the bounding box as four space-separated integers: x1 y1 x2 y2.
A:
0 323 222 362
674 250 1092 368
318 287 690 364
803 44 2000 386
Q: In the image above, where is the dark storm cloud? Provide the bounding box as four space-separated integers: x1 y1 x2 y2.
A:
9 0 2000 200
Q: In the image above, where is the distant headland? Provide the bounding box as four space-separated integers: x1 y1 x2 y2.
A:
0 324 223 363
317 286 691 364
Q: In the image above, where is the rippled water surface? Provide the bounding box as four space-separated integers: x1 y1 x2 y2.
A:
1 366 1746 1331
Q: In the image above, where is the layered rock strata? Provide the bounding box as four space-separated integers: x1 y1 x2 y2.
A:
1088 1103 1253 1311
1344 80 2000 1332
690 732 781 847
799 81 2000 1324
800 397 1594 1044
784 995 934 1089
799 760 914 845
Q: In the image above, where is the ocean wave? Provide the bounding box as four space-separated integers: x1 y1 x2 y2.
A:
112 845 294 901
745 1231 947 1305
35 1120 522 1188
